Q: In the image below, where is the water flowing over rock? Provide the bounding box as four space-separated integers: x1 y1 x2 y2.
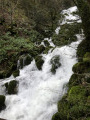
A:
0 6 84 120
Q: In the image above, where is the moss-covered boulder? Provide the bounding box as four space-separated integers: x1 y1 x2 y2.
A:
6 80 18 94
50 55 61 74
24 54 33 66
35 56 44 70
72 62 90 73
58 95 70 120
68 86 87 105
13 70 20 77
18 54 33 69
0 95 6 111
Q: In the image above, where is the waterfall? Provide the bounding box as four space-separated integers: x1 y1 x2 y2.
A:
0 6 84 120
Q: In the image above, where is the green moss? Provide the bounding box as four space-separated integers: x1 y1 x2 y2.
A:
0 95 6 111
68 86 87 105
83 52 90 63
52 112 61 120
72 62 90 73
58 95 70 120
35 56 44 70
8 80 18 94
69 74 85 87
13 70 20 77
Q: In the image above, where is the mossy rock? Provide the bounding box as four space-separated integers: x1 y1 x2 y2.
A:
35 56 44 70
13 70 20 77
0 95 6 111
69 74 85 87
58 95 70 120
83 52 90 63
44 40 50 47
68 86 87 105
7 80 18 94
69 104 89 119
77 40 90 61
72 62 90 74
24 54 33 66
50 55 61 74
52 112 61 120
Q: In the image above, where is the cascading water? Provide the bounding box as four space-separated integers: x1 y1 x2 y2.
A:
0 6 84 120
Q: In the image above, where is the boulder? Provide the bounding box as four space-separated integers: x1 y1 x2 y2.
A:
5 80 18 95
13 70 20 77
50 55 61 74
0 95 6 111
35 56 44 70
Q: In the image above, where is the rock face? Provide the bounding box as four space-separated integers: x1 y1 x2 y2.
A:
50 55 61 74
35 56 44 70
5 80 18 94
0 95 6 111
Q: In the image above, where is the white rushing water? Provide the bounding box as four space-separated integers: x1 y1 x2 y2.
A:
0 6 84 120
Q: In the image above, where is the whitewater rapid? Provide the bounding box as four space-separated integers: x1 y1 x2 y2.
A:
0 6 83 120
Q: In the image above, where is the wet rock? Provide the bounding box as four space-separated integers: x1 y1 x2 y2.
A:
5 80 18 95
50 55 61 74
0 118 6 120
35 56 44 70
13 70 20 77
0 95 6 111
18 54 33 69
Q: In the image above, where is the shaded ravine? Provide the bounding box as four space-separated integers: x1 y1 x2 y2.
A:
0 6 83 120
